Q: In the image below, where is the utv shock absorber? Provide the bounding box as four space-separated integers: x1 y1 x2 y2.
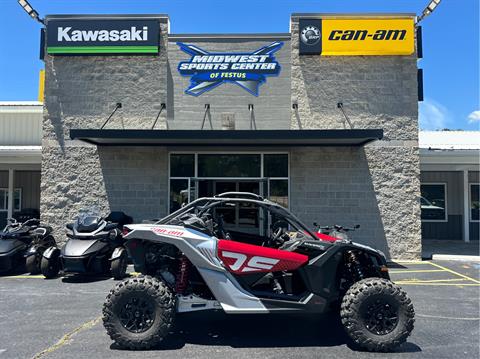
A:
347 251 365 281
175 255 191 295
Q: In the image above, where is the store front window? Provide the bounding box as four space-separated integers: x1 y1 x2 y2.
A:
420 183 447 221
0 188 22 212
470 184 479 222
169 153 289 217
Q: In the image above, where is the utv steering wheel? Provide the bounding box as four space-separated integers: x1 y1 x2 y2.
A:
266 221 288 247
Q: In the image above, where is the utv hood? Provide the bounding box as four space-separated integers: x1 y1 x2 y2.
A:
62 239 108 257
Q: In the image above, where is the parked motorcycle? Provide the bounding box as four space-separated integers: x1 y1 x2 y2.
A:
41 210 133 279
314 223 360 242
0 218 56 274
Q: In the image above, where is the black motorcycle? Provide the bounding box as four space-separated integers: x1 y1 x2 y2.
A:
0 218 56 274
41 211 133 279
313 223 360 241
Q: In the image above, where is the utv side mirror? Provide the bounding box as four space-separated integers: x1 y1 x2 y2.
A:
354 224 360 229
313 222 318 227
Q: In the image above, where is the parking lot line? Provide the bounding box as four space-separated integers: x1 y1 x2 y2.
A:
417 313 480 321
389 269 445 274
395 282 480 286
1 274 44 279
428 261 480 284
392 260 430 265
394 278 469 283
32 315 101 359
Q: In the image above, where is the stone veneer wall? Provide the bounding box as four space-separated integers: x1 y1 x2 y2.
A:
290 16 421 259
40 14 421 258
41 19 170 241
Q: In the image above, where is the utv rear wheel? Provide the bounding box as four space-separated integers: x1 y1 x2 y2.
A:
26 254 40 274
40 254 60 279
340 278 414 352
102 275 175 350
111 249 128 280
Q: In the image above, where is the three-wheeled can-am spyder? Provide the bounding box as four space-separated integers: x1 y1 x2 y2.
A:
41 210 133 279
102 193 415 352
0 218 55 274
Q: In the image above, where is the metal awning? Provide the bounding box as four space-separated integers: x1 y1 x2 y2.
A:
69 129 383 146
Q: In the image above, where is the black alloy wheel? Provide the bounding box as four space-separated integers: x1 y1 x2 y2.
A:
361 297 399 336
119 296 156 333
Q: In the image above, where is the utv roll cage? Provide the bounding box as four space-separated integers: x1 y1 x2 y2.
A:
157 192 319 241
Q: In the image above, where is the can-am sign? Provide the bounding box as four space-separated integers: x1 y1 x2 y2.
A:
46 19 160 55
299 17 415 56
177 42 283 96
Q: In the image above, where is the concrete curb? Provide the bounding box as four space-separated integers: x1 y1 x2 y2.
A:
431 254 480 262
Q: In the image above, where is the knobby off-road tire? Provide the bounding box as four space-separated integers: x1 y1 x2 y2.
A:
102 275 176 350
340 277 414 352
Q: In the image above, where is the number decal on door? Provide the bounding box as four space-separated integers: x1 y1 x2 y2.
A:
221 251 279 273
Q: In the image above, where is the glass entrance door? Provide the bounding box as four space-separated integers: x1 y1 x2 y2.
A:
169 153 289 216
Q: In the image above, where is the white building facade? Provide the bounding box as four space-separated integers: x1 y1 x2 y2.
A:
419 131 480 242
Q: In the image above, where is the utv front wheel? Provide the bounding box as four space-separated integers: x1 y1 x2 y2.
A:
340 278 414 352
102 275 175 350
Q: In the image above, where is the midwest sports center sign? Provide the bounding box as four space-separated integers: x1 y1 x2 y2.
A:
177 42 283 96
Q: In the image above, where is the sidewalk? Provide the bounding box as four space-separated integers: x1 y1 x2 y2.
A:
422 239 480 261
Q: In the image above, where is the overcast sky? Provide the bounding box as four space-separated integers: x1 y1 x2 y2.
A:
0 0 478 130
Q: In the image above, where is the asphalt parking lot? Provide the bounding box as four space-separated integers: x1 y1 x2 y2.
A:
0 260 478 359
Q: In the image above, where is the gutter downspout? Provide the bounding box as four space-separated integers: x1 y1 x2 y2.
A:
463 170 470 242
7 169 14 220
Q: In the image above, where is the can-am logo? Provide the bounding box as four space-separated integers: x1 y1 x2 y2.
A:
328 29 407 41
57 26 148 42
177 42 283 96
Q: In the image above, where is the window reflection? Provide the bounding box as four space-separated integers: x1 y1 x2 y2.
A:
420 184 446 221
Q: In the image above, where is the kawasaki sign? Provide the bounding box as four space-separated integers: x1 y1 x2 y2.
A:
46 19 160 55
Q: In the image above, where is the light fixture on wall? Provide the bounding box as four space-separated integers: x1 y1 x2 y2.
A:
417 0 442 23
17 0 44 24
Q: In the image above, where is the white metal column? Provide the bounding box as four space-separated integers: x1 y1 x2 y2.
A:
463 170 470 243
7 168 14 220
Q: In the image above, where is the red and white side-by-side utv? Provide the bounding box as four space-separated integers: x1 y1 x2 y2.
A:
102 192 414 352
